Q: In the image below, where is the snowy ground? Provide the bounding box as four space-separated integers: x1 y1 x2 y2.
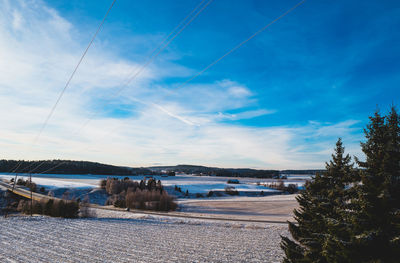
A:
0 173 308 196
0 211 289 263
0 173 300 222
0 175 293 262
177 194 298 222
0 174 96 190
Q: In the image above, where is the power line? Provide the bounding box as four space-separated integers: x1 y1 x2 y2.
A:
117 0 213 96
115 0 306 128
94 0 307 160
119 0 208 89
9 0 116 186
175 0 306 90
38 161 67 175
18 162 36 173
10 161 23 191
70 0 213 136
23 0 306 178
25 0 213 175
28 161 46 174
34 0 117 145
9 161 23 174
52 0 307 168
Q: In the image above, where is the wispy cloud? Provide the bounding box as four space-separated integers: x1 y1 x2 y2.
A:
217 109 276 121
0 0 366 169
151 103 198 126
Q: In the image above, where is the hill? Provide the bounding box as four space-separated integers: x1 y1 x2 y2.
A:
0 159 151 175
0 160 324 178
149 164 280 178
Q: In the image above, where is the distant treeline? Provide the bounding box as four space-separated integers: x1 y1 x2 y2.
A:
0 160 324 177
150 165 326 178
279 169 325 175
0 160 152 175
149 165 280 178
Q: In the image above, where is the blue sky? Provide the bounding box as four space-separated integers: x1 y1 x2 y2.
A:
0 0 399 169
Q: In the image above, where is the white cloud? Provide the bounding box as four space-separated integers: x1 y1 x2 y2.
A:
217 109 276 121
218 79 252 98
11 10 23 30
0 0 365 169
151 103 197 126
228 86 252 97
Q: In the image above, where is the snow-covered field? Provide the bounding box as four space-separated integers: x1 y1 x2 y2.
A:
0 212 288 263
0 173 294 262
0 173 300 222
0 174 96 190
0 173 308 195
177 194 298 222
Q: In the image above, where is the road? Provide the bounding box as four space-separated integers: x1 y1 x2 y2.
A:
1 179 295 224
0 180 62 201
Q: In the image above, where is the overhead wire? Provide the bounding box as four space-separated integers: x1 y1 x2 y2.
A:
70 0 213 136
24 0 213 175
55 0 308 170
9 161 23 174
44 0 307 172
92 0 308 148
34 0 117 145
38 161 68 175
118 0 208 89
4 0 306 216
9 0 117 187
174 0 307 90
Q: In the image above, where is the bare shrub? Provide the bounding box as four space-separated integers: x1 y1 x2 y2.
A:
158 192 177 211
62 191 70 200
33 201 42 214
59 200 79 218
225 186 239 196
103 177 176 211
266 181 299 193
105 193 126 207
79 195 96 218
227 179 240 184
16 179 25 186
17 200 29 213
125 189 176 211
286 184 299 194
99 179 106 189
16 179 37 192
43 199 53 215
17 198 79 218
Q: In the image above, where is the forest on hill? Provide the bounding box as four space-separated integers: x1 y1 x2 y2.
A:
0 160 151 175
149 164 279 177
0 160 324 178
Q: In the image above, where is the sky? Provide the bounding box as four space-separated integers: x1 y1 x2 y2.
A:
0 0 399 169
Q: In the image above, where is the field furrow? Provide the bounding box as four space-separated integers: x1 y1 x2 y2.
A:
0 216 287 262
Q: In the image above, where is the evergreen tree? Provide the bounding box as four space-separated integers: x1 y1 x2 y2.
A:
281 108 400 262
281 138 355 263
351 108 400 262
281 176 329 263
